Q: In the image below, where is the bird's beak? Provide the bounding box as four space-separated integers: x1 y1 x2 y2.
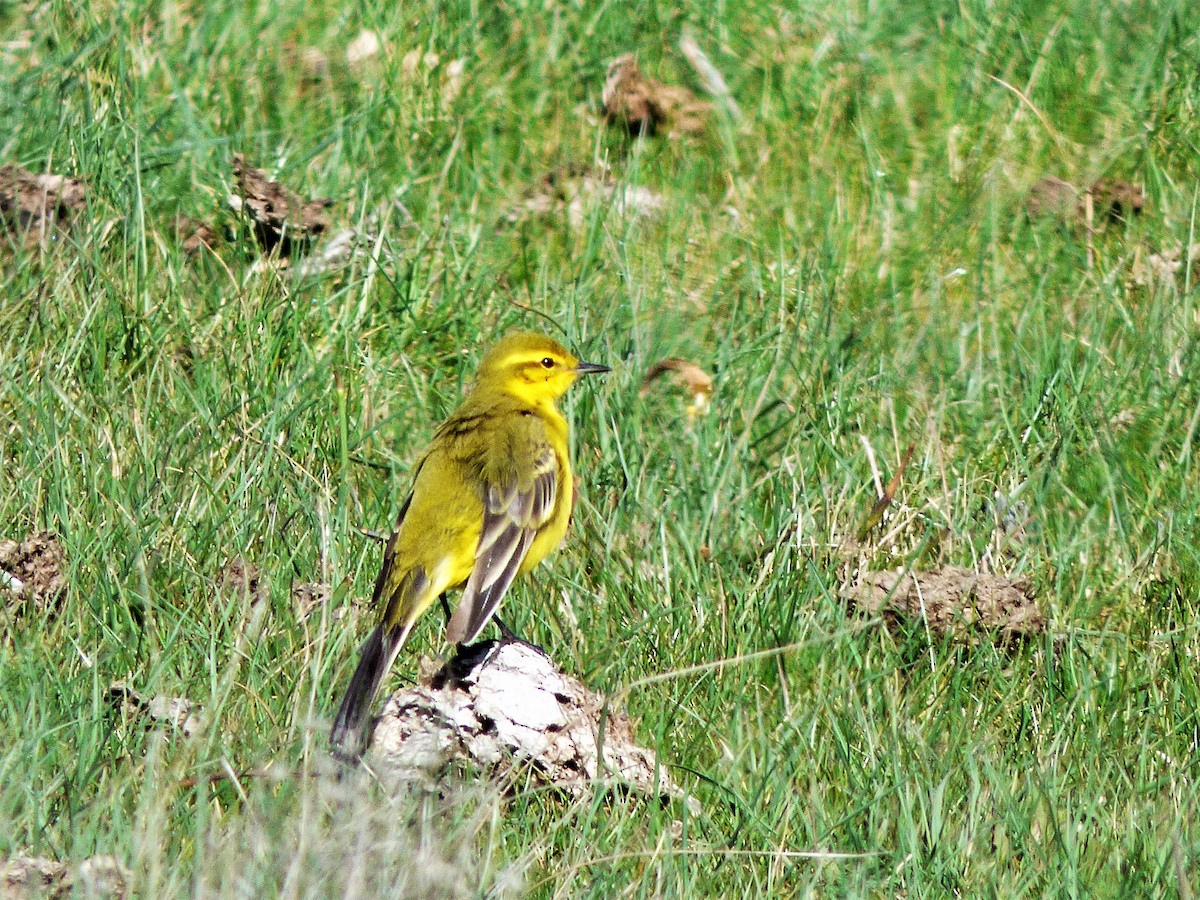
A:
574 361 611 375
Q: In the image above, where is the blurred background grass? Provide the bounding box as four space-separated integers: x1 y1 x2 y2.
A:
2 0 1199 895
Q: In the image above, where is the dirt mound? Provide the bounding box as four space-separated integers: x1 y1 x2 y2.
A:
1025 176 1145 224
602 56 709 138
370 640 697 810
845 567 1045 641
0 531 67 615
0 165 86 248
229 154 331 255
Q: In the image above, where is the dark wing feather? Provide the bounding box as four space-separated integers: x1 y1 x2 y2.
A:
446 438 558 644
370 489 413 608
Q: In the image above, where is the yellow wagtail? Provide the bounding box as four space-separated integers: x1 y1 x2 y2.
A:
330 332 609 759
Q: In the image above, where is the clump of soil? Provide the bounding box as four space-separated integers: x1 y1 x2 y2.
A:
369 640 698 811
107 682 204 737
1133 243 1200 286
228 154 332 255
601 55 710 138
1025 176 1145 224
844 567 1046 642
1091 178 1145 220
219 556 264 603
1024 176 1076 219
219 557 345 621
0 165 87 248
175 214 219 255
293 581 337 620
1 855 128 899
641 357 714 419
0 531 67 615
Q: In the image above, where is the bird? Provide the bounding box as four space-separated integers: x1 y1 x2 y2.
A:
329 331 610 760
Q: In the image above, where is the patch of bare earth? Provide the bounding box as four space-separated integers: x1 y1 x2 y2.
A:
0 531 66 616
602 55 710 138
228 154 331 256
0 165 86 249
369 640 698 811
844 567 1046 642
1 854 128 899
1025 175 1145 224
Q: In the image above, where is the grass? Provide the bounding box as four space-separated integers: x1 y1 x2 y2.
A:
2 0 1200 895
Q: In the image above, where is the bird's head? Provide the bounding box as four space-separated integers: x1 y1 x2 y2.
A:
477 332 609 406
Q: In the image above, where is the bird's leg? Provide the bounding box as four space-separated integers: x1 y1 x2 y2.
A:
493 615 518 644
438 593 452 625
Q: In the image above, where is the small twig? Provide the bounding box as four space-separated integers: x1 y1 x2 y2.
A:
854 442 916 542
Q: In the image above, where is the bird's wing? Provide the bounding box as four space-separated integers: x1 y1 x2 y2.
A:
370 491 411 607
373 457 436 630
446 416 559 644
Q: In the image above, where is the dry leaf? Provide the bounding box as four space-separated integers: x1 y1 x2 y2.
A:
641 357 714 418
0 165 87 248
844 567 1046 641
228 154 332 256
679 31 739 120
602 55 711 138
854 442 916 541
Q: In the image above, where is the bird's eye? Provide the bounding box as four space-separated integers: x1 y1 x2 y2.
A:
541 357 555 369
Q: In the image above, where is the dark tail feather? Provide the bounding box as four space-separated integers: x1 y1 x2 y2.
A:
330 625 401 761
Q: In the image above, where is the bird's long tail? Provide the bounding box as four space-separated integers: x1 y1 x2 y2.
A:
329 624 408 761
